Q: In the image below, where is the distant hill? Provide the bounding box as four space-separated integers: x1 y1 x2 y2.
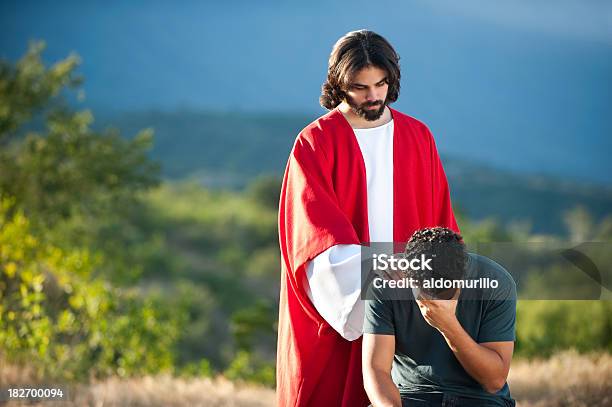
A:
2 1 611 184
98 110 612 235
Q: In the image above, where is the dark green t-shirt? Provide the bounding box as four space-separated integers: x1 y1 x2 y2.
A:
363 253 517 406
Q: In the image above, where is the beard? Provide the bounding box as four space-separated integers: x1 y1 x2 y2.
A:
346 96 387 121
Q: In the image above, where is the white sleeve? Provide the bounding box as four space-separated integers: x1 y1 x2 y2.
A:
305 244 365 341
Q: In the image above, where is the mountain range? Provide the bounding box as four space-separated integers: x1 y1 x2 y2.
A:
97 109 612 235
1 0 611 184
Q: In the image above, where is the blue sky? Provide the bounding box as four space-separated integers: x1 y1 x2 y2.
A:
1 0 611 184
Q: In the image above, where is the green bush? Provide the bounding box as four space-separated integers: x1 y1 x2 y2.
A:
224 350 275 387
0 198 180 380
179 358 214 378
516 300 612 358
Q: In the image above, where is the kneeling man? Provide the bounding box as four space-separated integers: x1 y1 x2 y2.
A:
363 227 516 406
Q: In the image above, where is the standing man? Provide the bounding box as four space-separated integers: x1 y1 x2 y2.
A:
276 30 459 406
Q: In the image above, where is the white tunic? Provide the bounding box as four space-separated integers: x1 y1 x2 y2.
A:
305 119 394 340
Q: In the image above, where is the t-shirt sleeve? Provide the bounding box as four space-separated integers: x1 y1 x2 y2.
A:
363 284 395 336
477 274 517 343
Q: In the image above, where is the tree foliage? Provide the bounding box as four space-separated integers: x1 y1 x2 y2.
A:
0 43 176 380
0 199 179 379
0 41 81 139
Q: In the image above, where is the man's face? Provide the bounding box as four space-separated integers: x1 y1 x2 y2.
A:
344 65 389 121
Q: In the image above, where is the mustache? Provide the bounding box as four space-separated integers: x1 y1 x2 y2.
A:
361 100 384 108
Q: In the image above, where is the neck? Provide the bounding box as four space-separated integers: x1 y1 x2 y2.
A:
337 102 393 129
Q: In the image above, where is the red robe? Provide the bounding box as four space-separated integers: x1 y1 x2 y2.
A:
276 107 459 406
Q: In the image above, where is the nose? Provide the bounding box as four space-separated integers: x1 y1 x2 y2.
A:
365 87 381 103
366 89 378 102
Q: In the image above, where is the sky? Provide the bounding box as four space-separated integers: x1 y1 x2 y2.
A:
1 0 611 184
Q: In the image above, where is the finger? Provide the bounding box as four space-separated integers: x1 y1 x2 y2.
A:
416 300 429 310
419 298 435 307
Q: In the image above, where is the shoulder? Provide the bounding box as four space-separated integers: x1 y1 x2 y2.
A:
389 108 433 136
296 109 345 146
468 253 517 299
389 108 438 153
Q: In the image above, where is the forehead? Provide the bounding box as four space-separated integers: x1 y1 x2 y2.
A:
349 65 387 85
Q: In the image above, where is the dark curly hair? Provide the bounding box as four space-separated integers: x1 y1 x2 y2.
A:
404 227 467 299
320 30 401 110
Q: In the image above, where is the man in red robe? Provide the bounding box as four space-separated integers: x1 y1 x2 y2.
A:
276 30 459 406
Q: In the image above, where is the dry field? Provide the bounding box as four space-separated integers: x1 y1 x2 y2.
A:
507 351 611 407
1 351 610 406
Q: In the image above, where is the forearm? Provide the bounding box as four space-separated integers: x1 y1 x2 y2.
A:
439 320 507 393
364 369 402 407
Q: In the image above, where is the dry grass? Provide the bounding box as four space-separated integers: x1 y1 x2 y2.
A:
508 350 612 407
1 351 610 406
1 372 274 407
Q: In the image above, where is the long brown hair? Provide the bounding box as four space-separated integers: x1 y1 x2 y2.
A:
320 30 401 110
